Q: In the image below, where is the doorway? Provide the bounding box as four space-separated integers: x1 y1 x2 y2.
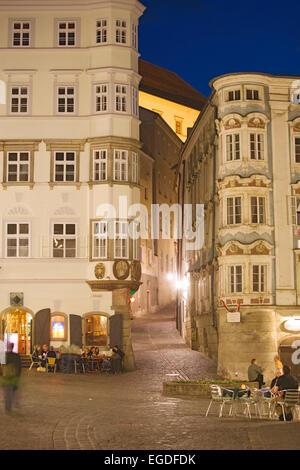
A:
1 308 32 354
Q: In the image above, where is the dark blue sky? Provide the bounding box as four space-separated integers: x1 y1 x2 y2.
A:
139 0 300 97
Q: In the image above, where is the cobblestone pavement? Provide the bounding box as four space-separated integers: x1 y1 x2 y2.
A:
1 305 300 450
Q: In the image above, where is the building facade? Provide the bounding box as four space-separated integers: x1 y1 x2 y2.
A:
178 72 300 381
0 0 145 370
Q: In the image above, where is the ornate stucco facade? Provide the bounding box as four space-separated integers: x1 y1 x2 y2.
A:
0 0 145 370
177 72 300 382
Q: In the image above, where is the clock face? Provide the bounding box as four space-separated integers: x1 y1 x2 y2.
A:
113 260 129 280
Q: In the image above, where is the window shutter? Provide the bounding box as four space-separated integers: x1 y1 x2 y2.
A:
109 314 123 349
34 308 51 347
70 314 82 347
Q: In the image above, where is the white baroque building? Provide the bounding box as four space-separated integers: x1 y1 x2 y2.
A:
0 0 145 369
177 72 300 382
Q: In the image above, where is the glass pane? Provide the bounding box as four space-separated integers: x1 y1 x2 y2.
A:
19 224 29 234
66 224 75 235
54 224 64 235
7 224 17 235
8 153 18 161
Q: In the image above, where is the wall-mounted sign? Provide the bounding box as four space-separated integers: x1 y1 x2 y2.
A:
227 312 241 323
10 293 23 306
281 318 300 333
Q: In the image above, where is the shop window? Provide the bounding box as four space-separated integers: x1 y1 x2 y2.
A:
85 315 108 347
50 314 67 341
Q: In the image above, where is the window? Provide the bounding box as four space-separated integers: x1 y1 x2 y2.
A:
227 90 241 101
92 221 108 259
6 223 30 258
116 20 126 44
115 85 127 112
226 134 240 161
95 84 108 113
132 87 138 116
114 221 128 259
54 152 76 182
131 23 137 48
246 89 259 100
57 86 75 114
50 314 67 341
52 223 76 258
114 150 128 181
229 265 242 293
295 138 300 163
7 151 30 182
58 21 76 46
132 152 138 183
252 265 267 293
96 19 107 44
227 197 242 225
250 133 264 160
93 150 107 181
12 21 31 47
85 315 108 347
251 197 265 224
10 86 28 113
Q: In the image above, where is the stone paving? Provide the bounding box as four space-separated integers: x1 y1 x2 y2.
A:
1 305 300 450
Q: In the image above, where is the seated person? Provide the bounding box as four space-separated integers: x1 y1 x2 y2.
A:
270 369 284 393
273 365 298 421
248 358 265 389
112 345 125 360
32 345 42 364
46 346 57 361
41 344 49 367
94 347 100 357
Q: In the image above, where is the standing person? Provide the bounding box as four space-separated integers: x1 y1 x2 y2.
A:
111 345 125 373
2 343 22 414
248 358 265 389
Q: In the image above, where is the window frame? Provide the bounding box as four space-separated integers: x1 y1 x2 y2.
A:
9 84 30 115
115 84 128 113
225 132 241 162
252 264 267 293
6 150 30 183
52 222 77 259
92 220 108 260
10 19 34 48
93 149 108 182
94 83 109 114
53 151 77 183
56 85 76 115
115 19 127 44
227 196 242 225
249 132 265 160
96 19 108 45
250 196 266 224
55 18 80 48
114 220 129 259
5 221 31 258
113 149 128 182
228 265 243 294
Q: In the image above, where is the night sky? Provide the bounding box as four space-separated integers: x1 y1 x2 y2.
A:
139 0 300 97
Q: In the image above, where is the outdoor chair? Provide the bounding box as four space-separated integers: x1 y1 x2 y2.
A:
259 389 276 419
205 385 235 418
238 388 261 419
73 357 85 374
101 360 112 373
274 390 300 422
28 354 41 372
46 357 57 373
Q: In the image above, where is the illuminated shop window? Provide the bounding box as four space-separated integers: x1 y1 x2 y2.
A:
50 314 67 341
85 315 108 347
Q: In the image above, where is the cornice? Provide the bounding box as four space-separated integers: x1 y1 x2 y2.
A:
86 280 142 292
44 138 86 151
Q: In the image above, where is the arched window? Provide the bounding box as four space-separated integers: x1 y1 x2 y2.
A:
50 313 67 341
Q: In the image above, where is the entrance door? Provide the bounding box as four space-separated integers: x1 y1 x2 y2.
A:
3 309 32 354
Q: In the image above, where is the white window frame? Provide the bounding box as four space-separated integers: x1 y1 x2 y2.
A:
10 19 33 47
115 84 127 113
225 133 241 161
132 86 138 116
250 196 266 224
228 265 243 294
54 151 76 182
94 84 108 113
132 152 138 183
114 220 129 259
227 196 242 225
113 150 128 181
5 221 31 258
56 85 76 114
115 19 127 44
96 19 108 44
9 85 29 115
252 264 267 293
52 222 77 258
92 220 108 259
7 151 30 182
55 19 79 47
131 23 137 49
249 133 265 160
93 149 107 182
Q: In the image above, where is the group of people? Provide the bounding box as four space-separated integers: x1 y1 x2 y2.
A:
32 344 57 368
248 355 299 421
82 345 125 373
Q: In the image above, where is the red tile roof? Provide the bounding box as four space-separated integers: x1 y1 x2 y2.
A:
139 59 207 111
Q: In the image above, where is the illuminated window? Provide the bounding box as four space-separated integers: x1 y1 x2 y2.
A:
85 315 108 347
50 314 67 341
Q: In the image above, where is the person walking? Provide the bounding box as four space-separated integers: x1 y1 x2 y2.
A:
248 358 265 389
2 342 22 414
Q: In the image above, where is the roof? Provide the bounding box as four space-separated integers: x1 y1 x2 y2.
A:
139 59 207 111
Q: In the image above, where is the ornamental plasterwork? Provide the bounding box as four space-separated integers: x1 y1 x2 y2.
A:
218 225 274 240
217 174 271 191
247 117 265 129
219 239 273 257
224 118 242 130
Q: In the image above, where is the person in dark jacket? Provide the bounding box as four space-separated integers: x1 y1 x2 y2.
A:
273 365 299 421
248 358 265 389
2 343 22 413
111 345 124 373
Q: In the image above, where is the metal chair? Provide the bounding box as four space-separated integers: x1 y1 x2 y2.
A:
274 390 300 422
205 385 235 418
46 357 57 373
259 389 276 419
238 388 261 419
73 357 85 374
28 354 41 372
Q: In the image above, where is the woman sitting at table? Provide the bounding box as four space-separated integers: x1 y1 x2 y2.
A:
94 347 100 356
32 345 42 365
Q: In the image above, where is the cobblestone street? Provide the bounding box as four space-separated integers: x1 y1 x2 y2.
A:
0 306 300 451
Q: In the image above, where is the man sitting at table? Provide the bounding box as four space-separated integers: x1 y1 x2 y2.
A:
272 365 298 421
248 358 265 389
